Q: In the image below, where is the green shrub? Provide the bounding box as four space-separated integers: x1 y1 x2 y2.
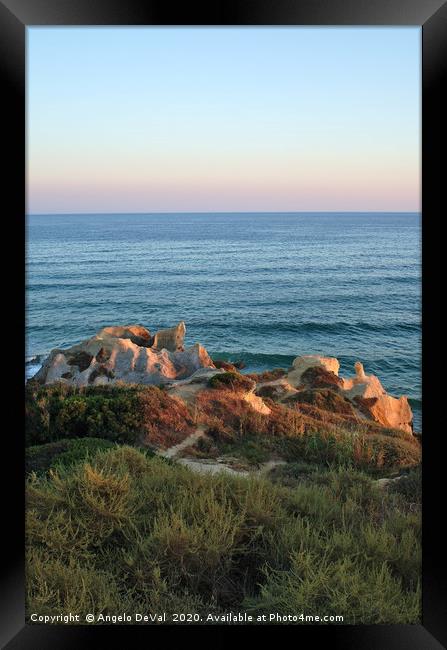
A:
219 437 271 466
268 461 323 487
26 445 421 624
26 438 116 475
388 466 422 504
208 372 255 393
244 551 420 624
25 382 195 448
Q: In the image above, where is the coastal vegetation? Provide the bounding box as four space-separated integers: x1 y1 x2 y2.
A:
26 356 422 624
26 444 421 624
25 381 195 449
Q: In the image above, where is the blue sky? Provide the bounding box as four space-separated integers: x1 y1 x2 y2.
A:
27 27 421 213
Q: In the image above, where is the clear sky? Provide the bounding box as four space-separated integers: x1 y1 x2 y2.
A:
27 27 420 214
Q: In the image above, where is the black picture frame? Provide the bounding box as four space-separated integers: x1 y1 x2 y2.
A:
1 0 446 647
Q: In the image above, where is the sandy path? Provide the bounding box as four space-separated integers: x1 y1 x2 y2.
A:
159 427 287 477
159 425 207 459
177 458 250 476
258 459 287 474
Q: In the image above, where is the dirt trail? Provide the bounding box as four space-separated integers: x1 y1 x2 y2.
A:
177 458 250 477
159 425 207 459
258 459 287 475
158 424 286 478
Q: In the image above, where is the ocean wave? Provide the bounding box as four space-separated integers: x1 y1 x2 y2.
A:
25 354 47 365
210 351 296 367
195 320 421 336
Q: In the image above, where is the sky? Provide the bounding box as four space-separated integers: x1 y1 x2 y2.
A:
27 27 420 214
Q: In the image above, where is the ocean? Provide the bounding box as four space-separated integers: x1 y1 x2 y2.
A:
25 212 422 431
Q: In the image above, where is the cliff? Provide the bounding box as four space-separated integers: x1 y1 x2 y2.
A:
31 321 414 437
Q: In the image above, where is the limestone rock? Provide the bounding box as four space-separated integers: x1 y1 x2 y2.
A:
151 321 186 351
34 322 214 387
342 362 413 434
287 355 340 388
242 390 271 415
31 328 414 435
354 394 413 434
342 361 386 398
96 324 152 347
255 378 298 402
284 356 413 435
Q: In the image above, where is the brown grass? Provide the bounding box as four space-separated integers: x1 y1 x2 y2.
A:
137 389 196 448
301 365 344 389
194 387 421 471
208 372 255 393
284 388 357 416
245 368 286 383
212 360 238 372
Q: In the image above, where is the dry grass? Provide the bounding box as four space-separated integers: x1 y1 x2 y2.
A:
26 446 421 624
26 383 196 449
193 388 420 472
245 368 287 383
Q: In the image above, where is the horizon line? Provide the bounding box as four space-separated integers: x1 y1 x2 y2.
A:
27 210 421 216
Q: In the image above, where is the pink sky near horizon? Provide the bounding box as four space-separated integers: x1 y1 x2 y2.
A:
27 27 420 214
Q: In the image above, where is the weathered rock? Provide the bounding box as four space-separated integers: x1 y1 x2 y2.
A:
255 378 298 402
354 394 413 434
151 321 186 351
96 324 152 347
342 362 413 434
166 367 225 386
287 355 340 388
284 356 413 435
34 323 214 387
31 329 414 435
242 390 271 415
342 361 386 398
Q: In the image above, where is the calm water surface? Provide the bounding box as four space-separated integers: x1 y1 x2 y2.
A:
26 212 421 430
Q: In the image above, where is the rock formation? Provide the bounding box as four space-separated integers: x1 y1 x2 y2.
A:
30 325 414 435
96 325 152 347
151 321 186 352
259 355 413 434
287 355 340 388
342 361 413 433
34 321 213 387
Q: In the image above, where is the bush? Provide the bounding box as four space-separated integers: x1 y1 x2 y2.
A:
388 467 422 504
245 368 286 383
208 372 255 393
212 359 238 372
244 551 420 624
219 436 272 466
301 365 344 389
285 388 357 417
26 438 116 475
26 446 421 624
194 388 421 472
25 383 195 448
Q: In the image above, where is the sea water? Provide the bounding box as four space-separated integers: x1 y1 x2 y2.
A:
26 212 421 430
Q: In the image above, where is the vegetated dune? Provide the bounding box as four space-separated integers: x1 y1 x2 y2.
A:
27 327 420 473
25 323 421 625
